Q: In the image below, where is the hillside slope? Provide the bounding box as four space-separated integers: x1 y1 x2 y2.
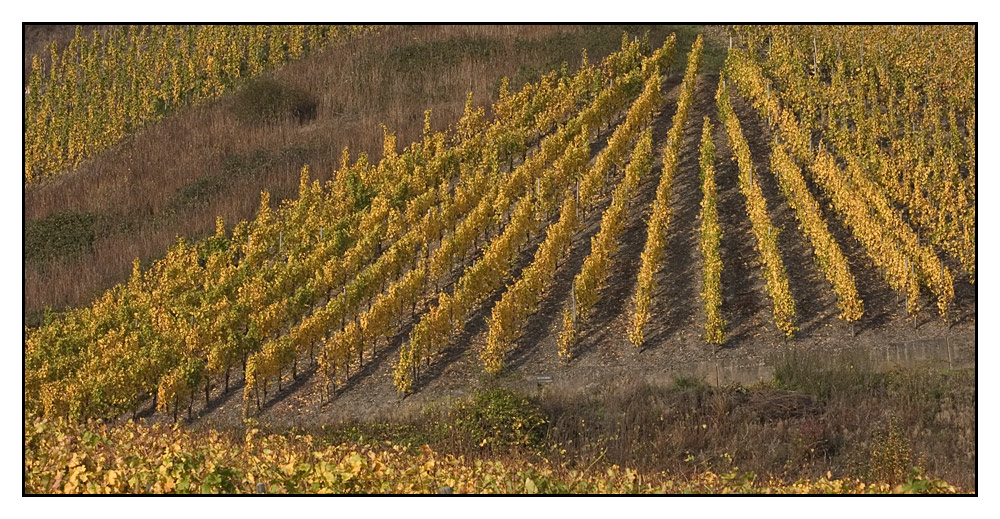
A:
23 26 976 494
126 71 974 432
25 25 702 320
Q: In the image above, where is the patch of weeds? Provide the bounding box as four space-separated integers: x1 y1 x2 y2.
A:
167 144 315 213
451 388 548 451
793 416 839 462
25 210 96 264
172 175 227 210
668 24 728 74
772 350 886 401
389 36 503 74
885 367 974 431
672 374 707 390
508 26 651 87
511 64 543 90
221 144 314 180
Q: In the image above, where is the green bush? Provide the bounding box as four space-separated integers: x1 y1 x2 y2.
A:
233 78 317 125
452 388 548 450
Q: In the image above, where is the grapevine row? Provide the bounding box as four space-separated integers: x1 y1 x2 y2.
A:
389 129 593 393
716 74 797 337
243 166 487 413
697 117 725 344
556 127 654 358
725 42 868 322
768 144 863 323
400 35 678 387
27 39 614 420
729 43 955 319
325 36 661 399
743 29 968 298
243 51 618 411
807 31 975 284
484 49 671 370
627 35 703 347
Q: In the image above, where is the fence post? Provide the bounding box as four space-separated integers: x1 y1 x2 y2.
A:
947 334 952 370
813 32 818 73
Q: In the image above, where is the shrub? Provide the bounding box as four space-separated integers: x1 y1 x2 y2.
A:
866 416 914 485
233 78 317 125
452 388 548 450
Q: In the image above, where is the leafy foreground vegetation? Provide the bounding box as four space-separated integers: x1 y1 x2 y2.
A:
23 416 957 494
26 360 971 494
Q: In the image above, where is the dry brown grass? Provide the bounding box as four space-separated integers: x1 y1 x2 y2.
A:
24 24 681 318
306 362 974 491
537 366 975 490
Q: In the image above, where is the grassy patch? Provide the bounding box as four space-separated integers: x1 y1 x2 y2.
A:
24 210 96 264
222 144 315 179
536 362 972 488
672 374 708 390
384 25 685 100
170 175 228 211
310 389 549 455
167 144 315 212
390 36 504 73
669 24 728 74
772 349 887 401
509 26 650 86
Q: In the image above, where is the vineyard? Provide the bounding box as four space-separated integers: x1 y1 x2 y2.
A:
23 25 975 494
24 25 376 184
